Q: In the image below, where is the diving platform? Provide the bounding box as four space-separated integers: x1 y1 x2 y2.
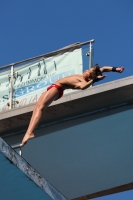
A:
1 75 133 136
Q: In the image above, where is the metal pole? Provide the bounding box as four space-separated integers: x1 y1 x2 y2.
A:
89 42 93 69
9 66 14 109
12 143 22 156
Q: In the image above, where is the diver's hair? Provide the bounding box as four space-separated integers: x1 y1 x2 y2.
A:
90 64 102 78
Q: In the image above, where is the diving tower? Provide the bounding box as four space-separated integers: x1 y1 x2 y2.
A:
0 40 133 199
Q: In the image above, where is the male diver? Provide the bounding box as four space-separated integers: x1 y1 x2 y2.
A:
22 64 124 146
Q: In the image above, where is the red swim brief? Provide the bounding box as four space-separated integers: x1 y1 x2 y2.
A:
47 84 63 100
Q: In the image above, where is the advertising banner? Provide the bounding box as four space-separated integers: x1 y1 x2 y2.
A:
0 48 83 112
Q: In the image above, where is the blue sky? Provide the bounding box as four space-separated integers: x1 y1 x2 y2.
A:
0 0 133 199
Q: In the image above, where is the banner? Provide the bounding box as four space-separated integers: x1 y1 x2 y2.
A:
0 48 83 112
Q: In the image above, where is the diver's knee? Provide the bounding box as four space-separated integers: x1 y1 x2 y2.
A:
35 103 45 112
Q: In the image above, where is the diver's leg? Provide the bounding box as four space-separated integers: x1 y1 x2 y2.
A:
22 88 59 146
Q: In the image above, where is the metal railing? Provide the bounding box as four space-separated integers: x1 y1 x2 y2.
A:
0 39 94 70
0 39 94 111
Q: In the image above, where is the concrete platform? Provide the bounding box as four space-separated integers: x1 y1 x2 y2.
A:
1 75 133 137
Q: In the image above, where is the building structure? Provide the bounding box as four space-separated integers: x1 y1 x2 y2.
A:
0 40 133 199
1 75 133 199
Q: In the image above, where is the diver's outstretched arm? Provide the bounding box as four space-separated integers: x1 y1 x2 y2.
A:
100 66 124 73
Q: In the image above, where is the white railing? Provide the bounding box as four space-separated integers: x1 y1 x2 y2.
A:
0 39 94 111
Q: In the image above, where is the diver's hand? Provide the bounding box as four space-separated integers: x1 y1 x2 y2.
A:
116 67 124 73
93 75 107 82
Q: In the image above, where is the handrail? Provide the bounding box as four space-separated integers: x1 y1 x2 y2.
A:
0 39 95 70
0 39 94 111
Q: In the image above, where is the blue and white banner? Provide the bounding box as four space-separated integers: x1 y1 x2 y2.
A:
0 48 83 112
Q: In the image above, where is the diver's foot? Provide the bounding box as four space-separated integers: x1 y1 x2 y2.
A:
22 132 35 146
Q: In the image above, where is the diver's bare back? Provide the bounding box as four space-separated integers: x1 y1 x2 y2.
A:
55 74 85 90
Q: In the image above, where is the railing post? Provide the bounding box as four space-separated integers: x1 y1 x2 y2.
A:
86 42 94 70
86 42 94 87
89 42 93 69
9 66 14 109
